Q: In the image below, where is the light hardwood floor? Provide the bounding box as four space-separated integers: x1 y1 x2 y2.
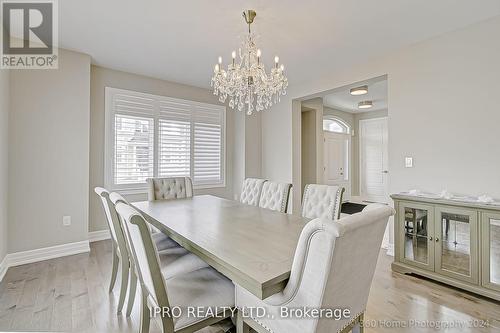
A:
0 240 499 332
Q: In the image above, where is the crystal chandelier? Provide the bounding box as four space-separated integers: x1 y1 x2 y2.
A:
211 10 288 115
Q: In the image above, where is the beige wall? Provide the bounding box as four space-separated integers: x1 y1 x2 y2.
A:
301 109 316 195
230 110 263 201
323 107 355 127
301 98 324 183
89 66 235 232
0 69 9 262
263 16 500 216
232 112 246 200
245 112 262 179
9 49 91 252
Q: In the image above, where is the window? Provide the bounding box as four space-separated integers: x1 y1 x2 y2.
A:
323 117 350 134
105 87 225 193
114 114 154 184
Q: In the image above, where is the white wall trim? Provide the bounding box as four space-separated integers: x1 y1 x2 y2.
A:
0 240 90 282
89 229 111 243
0 255 8 282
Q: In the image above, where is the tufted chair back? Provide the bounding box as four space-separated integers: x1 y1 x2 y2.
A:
258 181 292 213
235 204 395 333
302 184 344 220
146 177 193 201
240 178 267 206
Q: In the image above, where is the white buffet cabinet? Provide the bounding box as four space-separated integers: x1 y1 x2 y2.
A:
391 193 500 301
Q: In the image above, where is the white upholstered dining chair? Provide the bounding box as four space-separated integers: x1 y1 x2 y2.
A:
95 187 131 314
146 177 193 201
146 176 195 238
109 192 208 317
302 184 344 220
258 181 292 213
115 202 235 333
235 204 395 333
240 178 267 206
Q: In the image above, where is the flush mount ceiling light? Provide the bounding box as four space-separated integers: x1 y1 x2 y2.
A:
350 85 368 96
211 10 288 115
358 101 373 109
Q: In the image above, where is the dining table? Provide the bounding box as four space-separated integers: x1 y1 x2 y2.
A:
132 194 310 300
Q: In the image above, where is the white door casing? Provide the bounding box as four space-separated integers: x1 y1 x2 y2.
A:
359 117 389 203
359 117 390 251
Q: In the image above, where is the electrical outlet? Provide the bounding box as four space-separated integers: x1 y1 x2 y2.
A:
63 215 71 226
405 157 413 168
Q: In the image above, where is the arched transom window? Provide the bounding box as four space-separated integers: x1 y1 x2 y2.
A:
323 117 350 134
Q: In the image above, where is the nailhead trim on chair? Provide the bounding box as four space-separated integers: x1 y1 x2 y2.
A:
258 182 291 213
239 307 363 333
336 311 364 333
238 307 274 333
302 184 343 220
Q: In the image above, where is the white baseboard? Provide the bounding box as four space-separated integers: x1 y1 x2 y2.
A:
0 255 8 282
7 240 90 267
0 240 90 282
386 243 395 257
88 229 111 243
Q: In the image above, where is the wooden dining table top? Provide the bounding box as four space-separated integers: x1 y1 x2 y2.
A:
132 195 310 299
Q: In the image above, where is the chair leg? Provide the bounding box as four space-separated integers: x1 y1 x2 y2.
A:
140 290 150 333
126 264 137 317
236 310 250 333
109 244 119 293
117 254 130 314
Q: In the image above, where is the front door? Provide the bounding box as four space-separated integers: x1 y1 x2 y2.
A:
323 131 350 199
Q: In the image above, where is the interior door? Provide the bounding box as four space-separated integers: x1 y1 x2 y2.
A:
359 118 388 203
323 132 350 198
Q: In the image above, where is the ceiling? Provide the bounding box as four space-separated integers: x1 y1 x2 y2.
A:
323 77 387 113
57 1 500 88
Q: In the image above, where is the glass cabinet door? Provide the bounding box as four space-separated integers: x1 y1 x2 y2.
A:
434 206 478 284
482 212 500 292
398 202 434 271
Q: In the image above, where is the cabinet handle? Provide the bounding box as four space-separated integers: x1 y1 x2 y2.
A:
429 236 433 241
435 237 439 242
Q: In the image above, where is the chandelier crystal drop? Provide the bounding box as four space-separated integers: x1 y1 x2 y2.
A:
211 10 288 115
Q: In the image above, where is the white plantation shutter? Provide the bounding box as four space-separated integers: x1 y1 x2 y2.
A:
158 100 192 177
114 114 154 184
105 87 225 191
194 105 224 186
112 91 155 185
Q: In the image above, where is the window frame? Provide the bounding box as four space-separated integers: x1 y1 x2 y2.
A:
104 87 226 194
323 116 351 134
